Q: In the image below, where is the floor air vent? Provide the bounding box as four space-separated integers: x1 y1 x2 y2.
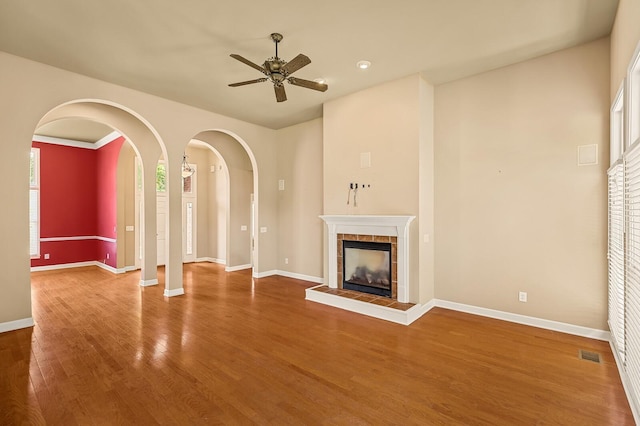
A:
579 349 601 363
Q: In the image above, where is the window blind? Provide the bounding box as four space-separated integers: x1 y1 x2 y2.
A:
624 143 640 400
609 162 625 360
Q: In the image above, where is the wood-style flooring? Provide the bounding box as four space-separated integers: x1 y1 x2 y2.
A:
0 263 634 425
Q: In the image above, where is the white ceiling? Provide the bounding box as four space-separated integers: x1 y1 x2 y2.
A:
0 0 619 134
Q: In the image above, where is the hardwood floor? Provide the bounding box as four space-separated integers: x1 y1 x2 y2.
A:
0 263 633 425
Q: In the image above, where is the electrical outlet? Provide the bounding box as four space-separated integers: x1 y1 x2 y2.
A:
285 258 289 264
519 291 527 302
106 253 110 259
44 253 50 260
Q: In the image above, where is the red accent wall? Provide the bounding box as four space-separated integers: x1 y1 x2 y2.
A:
31 137 125 268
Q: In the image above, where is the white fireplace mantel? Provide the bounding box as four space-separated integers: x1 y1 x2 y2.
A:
320 215 415 303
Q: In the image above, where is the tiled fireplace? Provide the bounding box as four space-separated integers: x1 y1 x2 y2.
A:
306 215 428 325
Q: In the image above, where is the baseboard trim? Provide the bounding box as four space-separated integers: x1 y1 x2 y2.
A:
140 279 158 287
225 264 252 272
31 261 96 272
433 299 610 341
32 261 133 274
196 257 225 264
164 288 185 297
275 270 323 284
95 262 118 274
0 317 35 333
610 341 640 425
253 270 277 279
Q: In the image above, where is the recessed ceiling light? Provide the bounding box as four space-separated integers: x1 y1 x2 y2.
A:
356 60 371 70
314 78 327 85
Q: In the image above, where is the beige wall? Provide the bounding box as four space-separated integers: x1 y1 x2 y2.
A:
611 0 640 99
434 38 610 329
323 74 435 303
207 150 227 262
0 50 277 326
116 141 137 269
276 118 324 278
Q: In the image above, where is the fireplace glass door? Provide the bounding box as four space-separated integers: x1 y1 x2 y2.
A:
343 240 392 297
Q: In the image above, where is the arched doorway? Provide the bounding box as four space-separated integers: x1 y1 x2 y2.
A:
189 130 259 274
32 100 167 290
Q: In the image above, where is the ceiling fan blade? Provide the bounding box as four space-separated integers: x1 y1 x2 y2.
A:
230 54 268 75
287 77 328 92
228 78 268 87
274 85 287 102
281 54 311 75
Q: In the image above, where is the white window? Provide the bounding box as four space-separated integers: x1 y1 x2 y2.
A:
156 162 166 193
629 51 640 149
612 84 625 164
29 148 40 258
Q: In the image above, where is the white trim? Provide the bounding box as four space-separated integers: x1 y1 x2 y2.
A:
225 264 252 272
31 260 133 274
274 270 323 284
305 285 431 325
0 317 35 333
164 288 185 297
33 131 122 150
432 299 610 341
40 235 116 243
95 262 124 274
95 130 122 149
610 340 640 424
31 261 96 272
253 269 277 278
140 279 158 287
195 257 225 264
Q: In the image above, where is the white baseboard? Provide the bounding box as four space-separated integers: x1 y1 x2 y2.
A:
274 270 323 284
225 264 252 272
196 257 225 264
433 299 610 341
140 279 158 287
164 287 185 297
32 261 135 274
31 261 96 272
610 341 640 425
0 317 34 333
253 270 277 279
96 262 118 274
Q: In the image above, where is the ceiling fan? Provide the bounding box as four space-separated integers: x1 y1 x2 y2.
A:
229 33 328 102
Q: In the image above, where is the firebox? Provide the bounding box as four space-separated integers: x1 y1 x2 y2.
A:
342 240 392 297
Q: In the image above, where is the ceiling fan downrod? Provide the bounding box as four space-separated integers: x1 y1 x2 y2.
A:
271 33 283 59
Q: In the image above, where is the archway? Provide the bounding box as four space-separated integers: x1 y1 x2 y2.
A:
189 130 259 274
32 100 167 290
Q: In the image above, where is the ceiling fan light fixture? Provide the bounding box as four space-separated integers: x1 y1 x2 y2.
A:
356 60 371 70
